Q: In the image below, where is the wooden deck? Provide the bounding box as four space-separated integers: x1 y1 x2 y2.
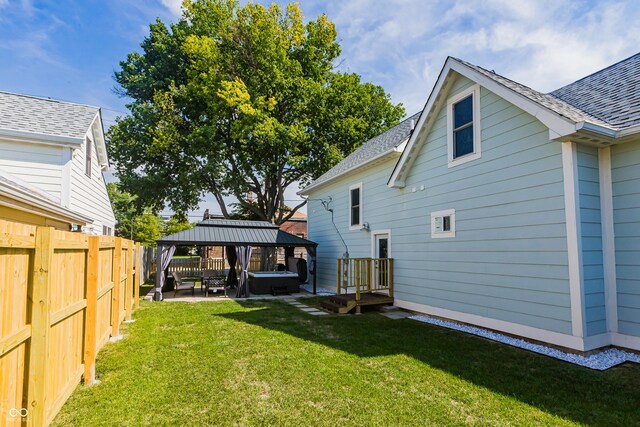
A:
321 292 394 314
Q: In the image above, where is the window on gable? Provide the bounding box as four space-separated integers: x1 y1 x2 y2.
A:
447 84 481 167
453 95 474 158
349 183 362 229
85 136 92 178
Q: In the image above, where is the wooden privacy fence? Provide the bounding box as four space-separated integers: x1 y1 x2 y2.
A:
0 219 142 427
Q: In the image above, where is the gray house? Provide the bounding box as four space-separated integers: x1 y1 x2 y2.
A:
300 53 640 353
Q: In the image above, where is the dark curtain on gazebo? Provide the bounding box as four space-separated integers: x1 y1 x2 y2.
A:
235 245 252 298
225 245 238 288
306 246 317 294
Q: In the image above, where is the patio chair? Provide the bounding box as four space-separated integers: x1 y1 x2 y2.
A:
172 271 196 297
202 269 227 297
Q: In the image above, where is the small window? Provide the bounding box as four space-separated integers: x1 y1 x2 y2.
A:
447 84 481 168
349 183 363 230
85 136 92 178
431 209 455 238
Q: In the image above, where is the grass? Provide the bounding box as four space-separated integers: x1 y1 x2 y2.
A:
53 299 640 426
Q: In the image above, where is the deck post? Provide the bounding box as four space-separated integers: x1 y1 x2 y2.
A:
336 258 341 295
388 259 394 299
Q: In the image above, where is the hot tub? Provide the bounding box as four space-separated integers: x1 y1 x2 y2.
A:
248 271 300 294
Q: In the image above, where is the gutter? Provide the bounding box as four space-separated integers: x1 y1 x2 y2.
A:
298 138 408 195
575 121 617 138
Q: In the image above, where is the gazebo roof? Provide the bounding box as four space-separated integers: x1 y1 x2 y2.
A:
157 218 317 247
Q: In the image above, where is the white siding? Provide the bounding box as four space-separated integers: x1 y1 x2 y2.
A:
0 138 64 200
67 129 115 235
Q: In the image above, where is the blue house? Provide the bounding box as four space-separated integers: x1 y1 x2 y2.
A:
300 53 640 353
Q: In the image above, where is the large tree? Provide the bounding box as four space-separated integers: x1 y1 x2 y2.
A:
109 0 405 224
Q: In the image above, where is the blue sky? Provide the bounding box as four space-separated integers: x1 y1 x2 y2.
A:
1 0 639 217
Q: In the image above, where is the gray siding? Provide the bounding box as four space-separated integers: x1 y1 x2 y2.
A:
612 141 640 337
577 144 606 336
308 75 573 335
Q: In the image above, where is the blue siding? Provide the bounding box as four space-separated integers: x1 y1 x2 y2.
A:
612 141 640 337
308 74 573 335
577 144 606 336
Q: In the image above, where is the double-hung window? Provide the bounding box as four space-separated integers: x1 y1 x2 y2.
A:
349 183 362 230
447 84 481 167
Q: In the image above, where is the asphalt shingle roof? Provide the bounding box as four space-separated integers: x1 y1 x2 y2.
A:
0 91 99 140
158 219 317 247
453 58 613 128
306 112 421 189
550 53 640 130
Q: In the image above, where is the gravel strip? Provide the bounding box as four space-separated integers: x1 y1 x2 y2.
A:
410 314 640 370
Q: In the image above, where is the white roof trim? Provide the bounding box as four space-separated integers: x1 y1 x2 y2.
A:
298 138 408 195
0 176 92 225
0 128 83 147
389 57 586 188
89 111 109 169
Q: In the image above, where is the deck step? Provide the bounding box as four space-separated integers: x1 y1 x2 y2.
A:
321 300 357 314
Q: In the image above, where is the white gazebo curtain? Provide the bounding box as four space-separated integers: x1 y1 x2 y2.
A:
235 245 252 298
154 244 176 301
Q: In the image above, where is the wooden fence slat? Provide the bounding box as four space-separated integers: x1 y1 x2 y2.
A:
50 299 87 326
52 239 88 250
0 233 36 248
0 324 31 358
97 282 114 299
83 236 99 384
26 226 54 427
111 238 122 337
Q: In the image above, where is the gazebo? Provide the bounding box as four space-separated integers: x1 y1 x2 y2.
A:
154 219 318 301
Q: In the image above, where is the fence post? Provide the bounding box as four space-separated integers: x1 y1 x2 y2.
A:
134 243 141 309
111 237 122 337
84 235 100 384
27 226 54 427
125 241 134 321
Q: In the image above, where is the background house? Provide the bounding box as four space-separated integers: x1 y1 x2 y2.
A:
301 53 640 353
0 91 116 234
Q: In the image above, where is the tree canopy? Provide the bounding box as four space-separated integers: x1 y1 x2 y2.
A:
109 0 405 224
107 183 192 246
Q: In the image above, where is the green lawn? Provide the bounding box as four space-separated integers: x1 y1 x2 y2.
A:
53 299 640 426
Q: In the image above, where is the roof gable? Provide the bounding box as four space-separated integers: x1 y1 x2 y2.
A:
388 56 626 188
0 91 109 169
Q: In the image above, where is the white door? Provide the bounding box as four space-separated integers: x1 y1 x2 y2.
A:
373 232 390 289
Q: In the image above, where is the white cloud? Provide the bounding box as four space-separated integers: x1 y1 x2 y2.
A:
291 0 640 114
160 0 183 17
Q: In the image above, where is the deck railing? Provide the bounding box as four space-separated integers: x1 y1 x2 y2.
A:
336 258 394 302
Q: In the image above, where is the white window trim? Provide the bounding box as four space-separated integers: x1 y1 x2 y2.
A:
370 229 391 258
85 135 93 178
348 182 363 230
431 208 456 238
447 84 481 168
